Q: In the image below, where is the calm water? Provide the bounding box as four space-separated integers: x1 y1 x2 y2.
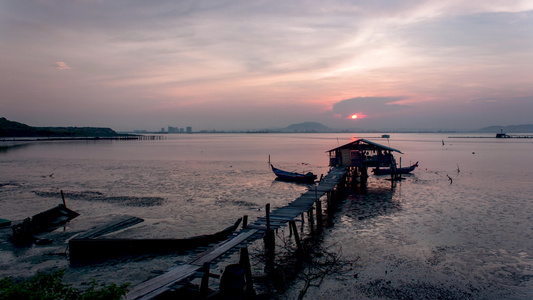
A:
1 133 532 299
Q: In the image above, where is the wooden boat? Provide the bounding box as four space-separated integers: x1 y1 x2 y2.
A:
0 218 11 228
271 164 317 183
69 218 242 263
11 204 79 245
372 162 418 175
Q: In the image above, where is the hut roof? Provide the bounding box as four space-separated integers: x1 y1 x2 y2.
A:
327 139 403 154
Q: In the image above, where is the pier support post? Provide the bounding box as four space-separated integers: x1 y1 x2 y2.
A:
289 220 302 254
264 203 275 272
239 247 256 297
242 215 248 229
308 207 315 235
316 199 323 232
326 191 334 219
360 167 368 183
266 204 270 232
200 262 210 299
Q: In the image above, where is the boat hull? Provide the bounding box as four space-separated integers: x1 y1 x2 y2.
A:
271 164 317 183
69 218 242 263
372 162 418 175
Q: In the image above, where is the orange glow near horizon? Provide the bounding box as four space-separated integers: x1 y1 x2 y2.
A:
348 113 366 120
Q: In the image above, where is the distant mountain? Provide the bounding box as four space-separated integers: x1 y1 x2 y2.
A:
476 124 533 133
0 117 119 137
280 122 333 133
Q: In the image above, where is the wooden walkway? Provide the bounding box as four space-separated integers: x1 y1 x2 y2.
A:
126 166 347 300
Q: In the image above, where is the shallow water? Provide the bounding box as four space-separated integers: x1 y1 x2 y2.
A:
1 133 533 298
282 135 533 299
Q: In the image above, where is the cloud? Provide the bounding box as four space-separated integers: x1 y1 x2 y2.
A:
330 97 407 119
55 62 71 70
1 1 532 131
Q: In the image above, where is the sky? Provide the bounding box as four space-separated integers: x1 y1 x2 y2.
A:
1 1 533 132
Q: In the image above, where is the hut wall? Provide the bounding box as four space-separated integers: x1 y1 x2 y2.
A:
341 149 351 167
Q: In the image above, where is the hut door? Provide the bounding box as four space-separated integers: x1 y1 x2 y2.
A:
350 150 362 167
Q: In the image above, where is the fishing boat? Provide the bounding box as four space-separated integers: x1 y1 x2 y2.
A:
0 218 11 228
271 164 317 183
372 162 419 175
11 204 80 245
69 218 242 263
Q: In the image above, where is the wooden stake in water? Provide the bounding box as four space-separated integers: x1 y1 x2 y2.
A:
266 203 270 232
60 190 66 207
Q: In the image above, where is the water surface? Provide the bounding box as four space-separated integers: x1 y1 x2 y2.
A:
1 133 532 299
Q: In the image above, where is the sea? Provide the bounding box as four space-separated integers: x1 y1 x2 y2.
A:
1 133 532 299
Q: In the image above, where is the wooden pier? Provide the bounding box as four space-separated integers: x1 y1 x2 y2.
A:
0 135 165 143
126 166 347 300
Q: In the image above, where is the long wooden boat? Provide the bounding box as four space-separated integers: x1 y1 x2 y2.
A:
372 162 418 175
271 164 317 183
69 218 242 263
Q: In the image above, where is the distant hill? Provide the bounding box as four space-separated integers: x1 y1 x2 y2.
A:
281 122 333 133
0 117 119 137
476 124 533 133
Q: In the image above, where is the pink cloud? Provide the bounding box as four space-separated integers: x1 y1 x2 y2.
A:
55 62 71 70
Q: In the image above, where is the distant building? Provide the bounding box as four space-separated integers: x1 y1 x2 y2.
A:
160 128 165 132
168 126 179 133
180 128 184 133
186 127 192 133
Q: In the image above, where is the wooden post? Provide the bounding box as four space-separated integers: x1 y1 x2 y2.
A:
361 167 368 182
242 215 248 229
239 247 255 296
399 157 402 180
60 190 66 207
289 220 302 253
264 203 275 272
265 203 270 232
289 219 293 236
326 192 333 218
308 207 315 235
316 199 323 232
200 262 210 299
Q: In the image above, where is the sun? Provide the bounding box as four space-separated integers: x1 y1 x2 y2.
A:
347 113 367 120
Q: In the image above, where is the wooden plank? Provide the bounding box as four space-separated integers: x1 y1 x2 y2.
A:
270 209 299 215
74 215 144 239
287 202 314 207
251 223 281 230
190 229 259 266
269 213 299 219
245 224 267 230
256 217 288 223
127 229 258 299
254 221 285 226
126 264 199 300
261 215 295 220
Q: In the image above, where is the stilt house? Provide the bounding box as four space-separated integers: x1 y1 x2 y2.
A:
327 139 402 168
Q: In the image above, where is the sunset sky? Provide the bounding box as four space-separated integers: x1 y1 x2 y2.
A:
1 1 532 131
